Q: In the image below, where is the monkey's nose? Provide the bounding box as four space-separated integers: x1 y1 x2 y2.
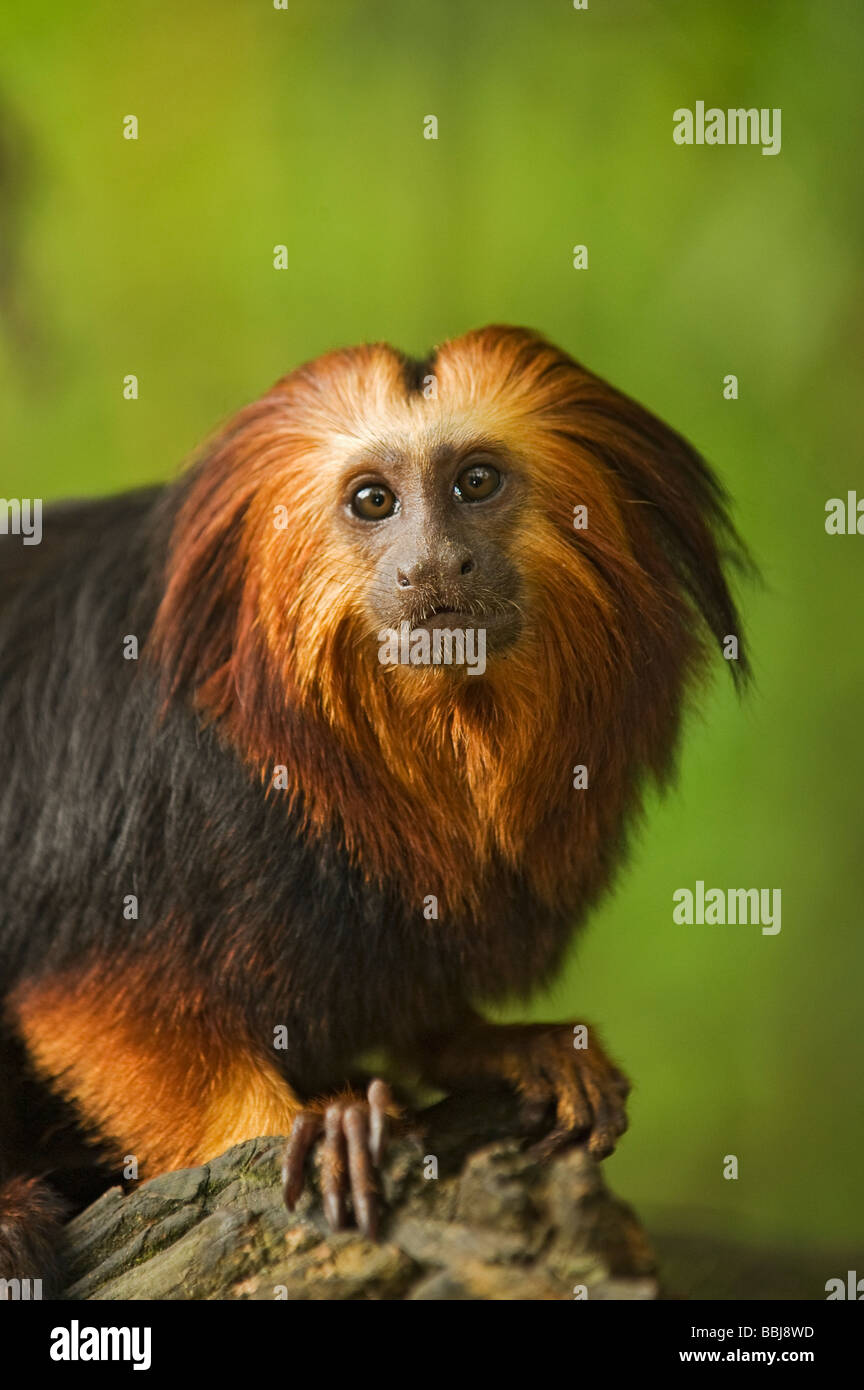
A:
396 553 474 589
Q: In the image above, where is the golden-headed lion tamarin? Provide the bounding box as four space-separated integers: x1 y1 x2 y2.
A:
0 325 747 1284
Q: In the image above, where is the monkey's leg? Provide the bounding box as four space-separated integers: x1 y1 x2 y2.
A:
10 965 397 1238
414 1019 630 1159
9 966 306 1179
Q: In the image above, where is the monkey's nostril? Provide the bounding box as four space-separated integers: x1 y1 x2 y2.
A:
460 558 474 576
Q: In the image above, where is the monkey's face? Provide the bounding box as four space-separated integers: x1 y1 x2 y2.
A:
157 325 744 756
335 442 524 651
239 328 694 705
242 336 581 696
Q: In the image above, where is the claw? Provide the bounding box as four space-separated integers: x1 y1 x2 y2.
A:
367 1078 392 1165
344 1104 377 1240
320 1105 348 1230
579 1076 618 1159
587 1122 617 1160
282 1111 322 1210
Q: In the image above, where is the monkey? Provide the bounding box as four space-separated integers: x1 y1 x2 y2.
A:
0 325 748 1290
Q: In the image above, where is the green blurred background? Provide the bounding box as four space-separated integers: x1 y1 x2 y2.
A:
1 0 861 1295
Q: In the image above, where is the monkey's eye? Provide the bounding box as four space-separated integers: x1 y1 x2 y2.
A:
351 483 397 520
454 463 501 502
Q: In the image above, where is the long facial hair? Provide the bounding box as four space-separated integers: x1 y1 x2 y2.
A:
149 326 748 918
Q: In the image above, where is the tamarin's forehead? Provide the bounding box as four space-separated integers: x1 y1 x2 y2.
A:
285 341 544 475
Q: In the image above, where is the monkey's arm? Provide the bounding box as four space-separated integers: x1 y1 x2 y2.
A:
409 1014 630 1160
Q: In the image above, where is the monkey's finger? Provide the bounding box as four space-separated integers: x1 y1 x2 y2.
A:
367 1078 393 1165
281 1111 322 1210
319 1105 348 1230
581 1072 627 1158
520 1082 571 1157
528 1123 582 1161
549 1064 592 1137
344 1104 378 1241
585 1107 619 1159
513 1064 557 1135
599 1095 629 1142
596 1065 630 1135
608 1088 630 1136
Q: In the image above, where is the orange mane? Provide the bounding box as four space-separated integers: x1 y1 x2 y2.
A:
149 326 746 918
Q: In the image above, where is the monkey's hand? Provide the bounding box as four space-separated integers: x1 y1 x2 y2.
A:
416 1021 630 1160
281 1079 398 1240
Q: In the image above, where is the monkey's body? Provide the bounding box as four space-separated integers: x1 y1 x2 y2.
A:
0 327 746 1285
0 488 563 1059
0 482 588 1243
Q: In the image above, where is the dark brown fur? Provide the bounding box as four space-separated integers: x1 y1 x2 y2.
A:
0 326 748 1279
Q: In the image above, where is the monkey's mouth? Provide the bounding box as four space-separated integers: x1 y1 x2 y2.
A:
412 606 508 633
406 608 523 658
416 606 473 631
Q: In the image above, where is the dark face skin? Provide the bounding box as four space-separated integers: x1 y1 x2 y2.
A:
337 440 524 654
